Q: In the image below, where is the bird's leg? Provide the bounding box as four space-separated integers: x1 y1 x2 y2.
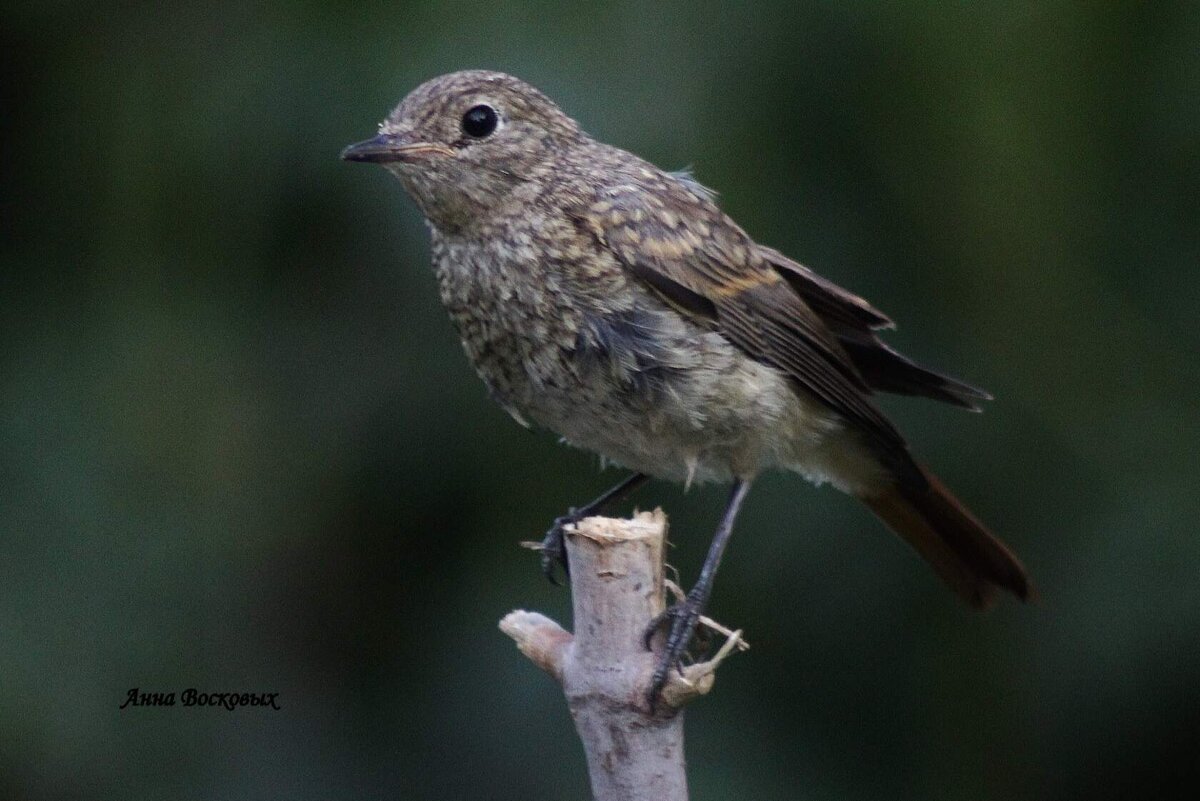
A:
539 472 649 584
645 478 752 707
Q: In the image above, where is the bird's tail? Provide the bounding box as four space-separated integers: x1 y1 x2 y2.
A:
862 466 1032 608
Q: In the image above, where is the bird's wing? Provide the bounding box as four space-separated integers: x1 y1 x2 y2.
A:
568 170 917 477
758 245 894 331
760 246 992 411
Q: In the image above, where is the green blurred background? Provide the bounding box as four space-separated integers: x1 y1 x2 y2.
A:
3 1 1197 799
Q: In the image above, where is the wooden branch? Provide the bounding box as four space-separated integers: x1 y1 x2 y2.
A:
500 510 746 801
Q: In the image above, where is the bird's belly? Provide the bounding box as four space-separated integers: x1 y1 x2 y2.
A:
523 331 878 490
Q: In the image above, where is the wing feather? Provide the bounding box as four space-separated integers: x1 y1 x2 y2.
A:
759 247 991 410
569 169 918 478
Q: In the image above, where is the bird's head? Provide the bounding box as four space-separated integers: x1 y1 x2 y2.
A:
342 70 583 232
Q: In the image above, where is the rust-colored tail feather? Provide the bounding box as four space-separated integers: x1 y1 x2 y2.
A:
862 467 1031 608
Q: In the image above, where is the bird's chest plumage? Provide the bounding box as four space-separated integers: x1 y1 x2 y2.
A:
430 228 587 418
426 225 834 484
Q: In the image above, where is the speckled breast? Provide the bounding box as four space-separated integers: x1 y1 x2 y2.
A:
426 226 817 484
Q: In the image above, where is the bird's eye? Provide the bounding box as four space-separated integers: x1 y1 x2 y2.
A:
461 104 499 138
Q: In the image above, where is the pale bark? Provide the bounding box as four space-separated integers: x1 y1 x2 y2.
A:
500 510 746 801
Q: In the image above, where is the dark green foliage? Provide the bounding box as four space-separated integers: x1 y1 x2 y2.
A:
2 2 1197 799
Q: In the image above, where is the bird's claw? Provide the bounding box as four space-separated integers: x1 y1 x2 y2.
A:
643 589 711 708
642 606 675 651
538 508 582 585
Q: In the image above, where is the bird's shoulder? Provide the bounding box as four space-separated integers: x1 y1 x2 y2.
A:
555 146 783 307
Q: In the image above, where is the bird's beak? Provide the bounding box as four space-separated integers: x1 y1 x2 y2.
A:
340 132 455 164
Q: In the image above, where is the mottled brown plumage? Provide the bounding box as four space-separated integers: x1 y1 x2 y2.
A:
343 70 1031 701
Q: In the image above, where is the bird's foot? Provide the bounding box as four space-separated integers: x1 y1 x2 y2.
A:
530 473 650 585
537 508 584 585
643 586 713 708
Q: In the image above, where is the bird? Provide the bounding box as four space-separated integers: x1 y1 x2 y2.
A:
342 70 1031 705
